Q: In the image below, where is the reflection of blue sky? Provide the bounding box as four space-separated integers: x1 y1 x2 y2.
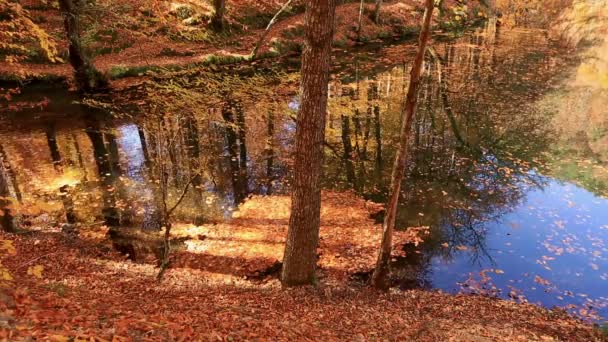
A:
117 124 146 181
430 177 608 321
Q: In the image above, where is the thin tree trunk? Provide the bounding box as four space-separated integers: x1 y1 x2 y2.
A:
341 115 356 187
72 133 88 181
251 0 293 59
0 149 16 233
137 126 151 168
357 0 365 39
236 106 248 199
373 0 382 24
222 100 247 205
58 0 107 93
281 0 337 287
45 125 78 224
46 125 63 172
374 103 383 178
266 111 275 195
211 0 226 31
371 0 434 290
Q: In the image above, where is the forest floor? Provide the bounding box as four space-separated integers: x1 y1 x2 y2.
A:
0 0 484 85
1 192 605 341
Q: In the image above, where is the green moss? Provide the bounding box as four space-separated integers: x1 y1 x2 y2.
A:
108 65 160 79
45 282 70 297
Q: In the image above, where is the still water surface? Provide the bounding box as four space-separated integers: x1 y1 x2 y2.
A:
1 24 606 321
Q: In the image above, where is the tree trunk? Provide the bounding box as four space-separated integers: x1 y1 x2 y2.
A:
58 0 107 93
357 0 365 39
341 115 356 187
222 100 247 205
265 112 275 195
0 149 16 233
236 107 248 199
371 0 434 291
373 0 382 24
211 0 226 31
281 0 336 287
374 102 383 178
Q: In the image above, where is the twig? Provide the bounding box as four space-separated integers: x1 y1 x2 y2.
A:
17 252 58 270
166 173 198 216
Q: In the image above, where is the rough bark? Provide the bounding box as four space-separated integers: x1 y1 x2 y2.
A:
371 0 435 290
211 0 226 31
281 0 337 287
58 0 108 93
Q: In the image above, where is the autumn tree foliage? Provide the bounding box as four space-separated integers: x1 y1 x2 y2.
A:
281 0 337 287
0 0 61 64
371 0 435 290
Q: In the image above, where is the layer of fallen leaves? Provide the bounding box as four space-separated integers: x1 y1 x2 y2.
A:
0 191 604 341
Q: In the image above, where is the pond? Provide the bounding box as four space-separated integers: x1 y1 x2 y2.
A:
1 21 607 322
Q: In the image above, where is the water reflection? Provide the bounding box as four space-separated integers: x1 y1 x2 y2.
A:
0 22 606 320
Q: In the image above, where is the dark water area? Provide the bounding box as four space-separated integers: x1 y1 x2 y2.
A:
1 22 607 322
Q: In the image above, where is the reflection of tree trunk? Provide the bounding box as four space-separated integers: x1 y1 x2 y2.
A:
266 112 275 195
341 115 356 187
60 185 77 224
57 0 107 93
427 48 468 147
222 100 247 205
361 107 371 159
163 119 181 189
45 125 78 224
85 118 120 228
372 0 434 290
104 132 122 177
182 113 205 224
374 104 383 176
46 124 63 171
0 148 16 232
137 125 151 168
71 133 88 181
236 107 248 198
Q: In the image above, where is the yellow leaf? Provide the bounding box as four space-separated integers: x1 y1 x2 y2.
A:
49 335 70 342
0 240 16 255
27 265 44 279
0 268 13 281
